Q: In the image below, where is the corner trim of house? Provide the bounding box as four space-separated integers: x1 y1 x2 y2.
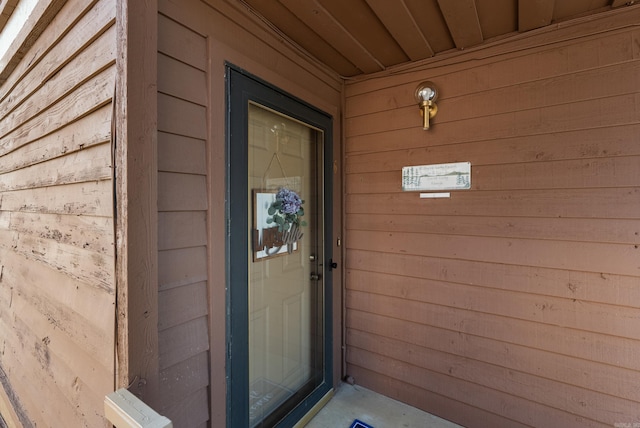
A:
114 0 160 405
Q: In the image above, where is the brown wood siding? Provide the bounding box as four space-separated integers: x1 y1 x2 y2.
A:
157 13 210 428
344 9 640 428
157 0 343 426
0 0 116 427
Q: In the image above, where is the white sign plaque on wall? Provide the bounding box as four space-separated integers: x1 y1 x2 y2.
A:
402 162 471 191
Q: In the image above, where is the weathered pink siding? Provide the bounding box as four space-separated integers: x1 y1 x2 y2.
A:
344 9 640 428
0 0 116 426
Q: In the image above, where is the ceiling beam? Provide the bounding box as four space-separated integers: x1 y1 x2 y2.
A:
364 0 434 60
437 0 483 49
280 0 384 74
518 0 555 32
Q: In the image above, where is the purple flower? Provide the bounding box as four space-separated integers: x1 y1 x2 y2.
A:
267 188 306 232
276 188 302 214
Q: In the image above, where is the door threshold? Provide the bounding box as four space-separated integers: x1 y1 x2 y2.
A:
293 388 334 428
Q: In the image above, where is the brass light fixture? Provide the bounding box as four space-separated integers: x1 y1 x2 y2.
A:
415 81 438 130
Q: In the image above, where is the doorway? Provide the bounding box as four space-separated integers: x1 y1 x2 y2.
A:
227 66 333 428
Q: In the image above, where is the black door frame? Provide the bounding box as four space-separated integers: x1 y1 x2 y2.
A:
226 65 334 428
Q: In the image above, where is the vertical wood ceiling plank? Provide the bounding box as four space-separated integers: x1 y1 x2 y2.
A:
242 0 360 76
404 0 455 53
319 0 408 66
437 0 483 49
518 0 555 32
364 0 434 60
476 0 517 39
280 0 383 73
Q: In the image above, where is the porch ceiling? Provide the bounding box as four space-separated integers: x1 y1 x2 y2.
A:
237 0 635 77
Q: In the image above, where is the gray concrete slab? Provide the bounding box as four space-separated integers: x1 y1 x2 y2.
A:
305 383 463 428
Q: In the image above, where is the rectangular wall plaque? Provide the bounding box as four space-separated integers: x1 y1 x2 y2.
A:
402 162 471 191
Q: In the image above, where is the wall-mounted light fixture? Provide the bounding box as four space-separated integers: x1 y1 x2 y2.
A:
415 81 438 130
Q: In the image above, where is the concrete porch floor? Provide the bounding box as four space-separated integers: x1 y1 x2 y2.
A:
305 383 464 428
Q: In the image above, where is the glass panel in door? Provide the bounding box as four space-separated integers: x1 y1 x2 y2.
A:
247 103 324 427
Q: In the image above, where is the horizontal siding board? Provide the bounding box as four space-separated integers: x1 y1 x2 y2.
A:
350 229 640 276
158 172 208 212
347 347 610 428
347 58 640 120
347 268 640 340
348 329 638 425
157 53 207 105
345 124 640 173
346 289 640 372
0 228 113 296
0 299 113 427
0 22 116 128
157 352 209 410
0 143 111 192
346 214 640 245
2 315 109 426
0 180 113 217
0 104 112 175
0 66 115 156
471 156 640 191
1 250 114 370
158 132 206 174
158 316 209 370
0 246 114 329
0 308 57 427
347 249 640 309
0 0 113 103
347 229 639 278
0 280 113 386
158 211 207 250
158 13 207 70
346 92 640 140
1 211 114 256
0 315 82 427
158 93 207 139
158 246 207 290
346 94 640 154
346 188 640 219
348 310 640 403
158 282 208 331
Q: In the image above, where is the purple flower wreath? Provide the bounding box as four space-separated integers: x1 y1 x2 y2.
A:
267 188 307 232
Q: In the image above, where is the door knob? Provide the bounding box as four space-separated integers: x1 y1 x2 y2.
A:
310 273 322 281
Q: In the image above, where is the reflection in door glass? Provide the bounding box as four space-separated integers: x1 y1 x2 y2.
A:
247 103 324 427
